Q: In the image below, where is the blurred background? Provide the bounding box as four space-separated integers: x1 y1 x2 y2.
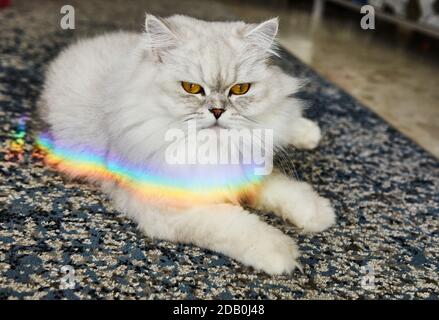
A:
1 0 438 157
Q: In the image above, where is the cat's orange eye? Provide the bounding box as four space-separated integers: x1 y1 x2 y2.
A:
229 83 250 95
182 82 203 94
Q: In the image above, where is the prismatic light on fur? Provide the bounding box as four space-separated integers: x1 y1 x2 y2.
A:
36 132 263 208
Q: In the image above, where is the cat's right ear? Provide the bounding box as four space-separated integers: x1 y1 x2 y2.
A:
244 18 279 57
143 14 177 62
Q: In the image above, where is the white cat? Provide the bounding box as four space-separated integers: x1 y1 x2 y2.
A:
39 14 335 275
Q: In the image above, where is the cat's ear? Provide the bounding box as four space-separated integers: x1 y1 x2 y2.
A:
244 17 279 55
144 14 177 61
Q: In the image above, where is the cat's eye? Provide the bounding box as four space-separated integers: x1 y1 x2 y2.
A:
182 82 203 94
229 83 250 95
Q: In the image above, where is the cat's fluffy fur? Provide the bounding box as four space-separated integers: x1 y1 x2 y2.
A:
39 14 335 275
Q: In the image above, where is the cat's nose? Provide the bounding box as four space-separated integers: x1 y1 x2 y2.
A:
209 108 225 120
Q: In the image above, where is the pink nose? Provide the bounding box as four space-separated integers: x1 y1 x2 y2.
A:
209 108 225 119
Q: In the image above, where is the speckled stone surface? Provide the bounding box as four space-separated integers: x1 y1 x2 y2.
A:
0 0 438 299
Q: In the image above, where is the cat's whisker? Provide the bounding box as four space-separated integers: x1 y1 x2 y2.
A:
239 114 261 125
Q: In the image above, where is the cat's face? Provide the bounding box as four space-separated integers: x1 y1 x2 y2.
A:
111 15 302 166
142 15 301 133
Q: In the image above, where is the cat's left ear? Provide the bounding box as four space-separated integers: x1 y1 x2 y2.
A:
143 13 177 61
244 17 279 55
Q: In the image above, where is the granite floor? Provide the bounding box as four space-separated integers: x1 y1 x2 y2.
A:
220 0 439 159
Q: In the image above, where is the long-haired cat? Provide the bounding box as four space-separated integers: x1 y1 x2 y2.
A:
39 14 335 275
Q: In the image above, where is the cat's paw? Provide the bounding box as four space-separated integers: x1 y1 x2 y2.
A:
290 119 321 150
258 176 335 234
296 195 335 233
283 190 336 233
241 227 301 275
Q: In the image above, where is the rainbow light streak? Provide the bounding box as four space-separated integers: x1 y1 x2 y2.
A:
6 116 28 161
4 116 45 162
36 133 263 208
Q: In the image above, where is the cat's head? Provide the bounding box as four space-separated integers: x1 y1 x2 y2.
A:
111 14 304 171
135 14 302 136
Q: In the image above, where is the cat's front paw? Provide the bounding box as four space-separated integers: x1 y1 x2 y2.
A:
285 191 336 233
258 177 336 234
265 180 335 233
291 119 321 150
298 195 335 233
241 227 301 275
